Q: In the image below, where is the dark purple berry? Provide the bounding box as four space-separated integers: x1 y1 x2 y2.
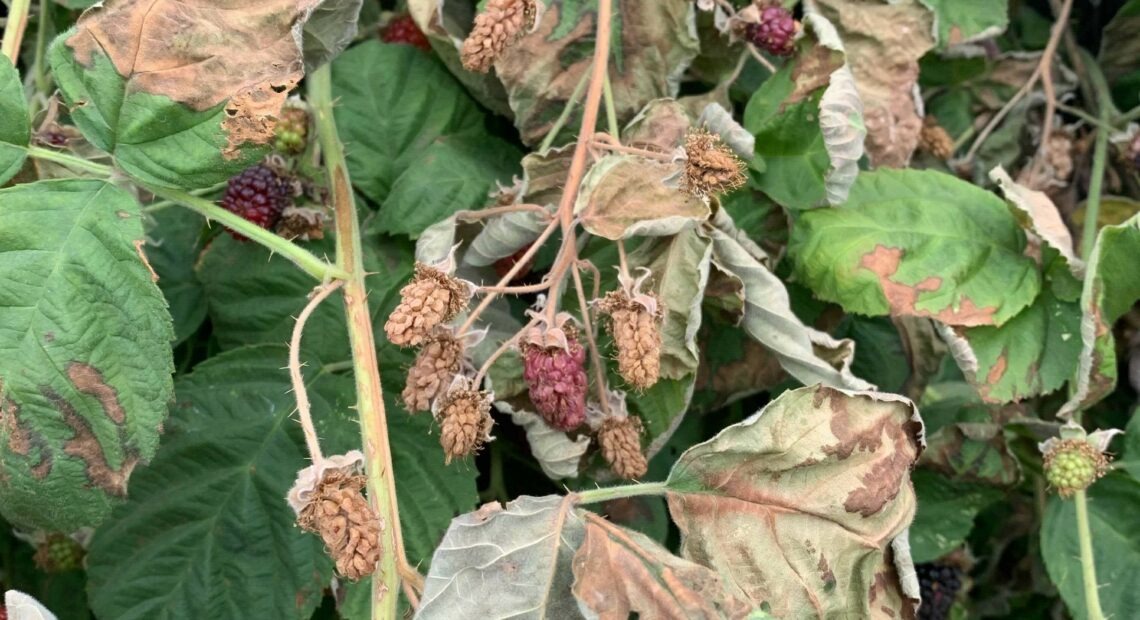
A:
745 6 799 57
916 563 963 620
220 164 293 241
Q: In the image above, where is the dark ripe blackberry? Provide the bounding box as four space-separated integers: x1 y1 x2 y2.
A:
916 563 963 620
745 6 799 57
220 164 293 241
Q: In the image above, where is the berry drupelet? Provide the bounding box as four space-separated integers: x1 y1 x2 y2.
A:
219 164 293 241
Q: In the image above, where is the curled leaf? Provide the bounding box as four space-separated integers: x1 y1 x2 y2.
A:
990 165 1083 276
575 155 710 240
498 401 590 480
466 208 552 267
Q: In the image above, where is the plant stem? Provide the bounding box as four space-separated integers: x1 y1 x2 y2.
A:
1081 88 1111 259
26 145 114 176
310 65 406 618
602 73 619 140
574 481 669 505
539 69 590 153
143 184 348 282
290 281 345 463
1074 489 1106 620
31 0 51 99
142 182 227 213
0 0 31 62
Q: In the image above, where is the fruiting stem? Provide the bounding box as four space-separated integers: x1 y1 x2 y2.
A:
455 203 551 222
290 280 345 464
142 182 228 214
0 0 30 61
309 65 404 620
539 69 590 153
474 316 538 386
590 139 672 161
1081 63 1112 260
602 73 619 140
26 145 114 176
31 0 52 101
574 481 669 505
143 183 348 283
571 264 611 415
1074 489 1107 620
477 281 551 294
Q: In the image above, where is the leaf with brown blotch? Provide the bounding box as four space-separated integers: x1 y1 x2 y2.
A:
990 166 1083 277
575 155 711 240
811 0 936 168
571 512 751 620
666 385 924 619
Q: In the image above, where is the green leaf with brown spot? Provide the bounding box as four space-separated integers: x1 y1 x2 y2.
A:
790 169 1041 327
918 0 1010 48
666 385 923 618
0 179 174 531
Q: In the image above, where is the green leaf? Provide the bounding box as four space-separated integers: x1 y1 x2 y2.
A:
85 347 332 620
790 169 1041 327
302 0 363 71
631 375 697 458
0 180 174 531
666 385 922 617
500 401 590 480
1060 214 1140 417
369 134 522 238
834 316 910 395
418 496 587 619
0 56 29 185
910 469 1001 563
146 206 208 344
920 423 1021 486
331 41 484 205
1042 473 1140 620
918 0 1010 48
747 90 830 211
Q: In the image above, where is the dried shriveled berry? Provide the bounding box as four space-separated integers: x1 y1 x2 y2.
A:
275 206 326 241
297 471 381 580
381 14 432 51
460 0 537 73
916 563 963 620
220 163 294 241
681 130 746 198
598 416 648 480
384 264 470 347
33 533 85 573
436 381 494 463
522 329 589 431
597 290 663 390
918 117 955 160
1043 439 1110 497
1045 132 1074 182
744 5 800 57
402 334 464 412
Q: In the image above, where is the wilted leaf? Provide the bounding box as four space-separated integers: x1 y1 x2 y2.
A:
500 401 590 480
1042 473 1140 620
804 13 866 206
632 229 714 380
693 324 787 412
812 0 936 167
708 218 874 391
696 102 754 159
791 169 1041 327
1098 1 1140 86
0 180 174 532
918 0 1010 48
910 469 1001 563
571 512 750 619
466 208 552 267
492 0 700 146
0 57 29 186
666 385 923 618
49 0 326 187
1059 214 1140 418
575 155 710 240
624 98 692 153
302 0 363 71
990 166 1082 276
418 496 586 619
920 423 1020 486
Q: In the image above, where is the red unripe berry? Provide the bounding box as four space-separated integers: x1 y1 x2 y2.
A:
522 336 588 431
381 15 432 52
745 6 798 57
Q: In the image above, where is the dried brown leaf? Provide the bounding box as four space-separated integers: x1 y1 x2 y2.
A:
575 155 710 240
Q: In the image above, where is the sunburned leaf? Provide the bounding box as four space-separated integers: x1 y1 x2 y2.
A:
0 180 174 532
790 169 1041 327
0 56 29 186
575 155 710 240
812 0 936 167
499 401 590 480
50 0 326 187
491 0 700 146
990 166 1083 276
1058 213 1140 418
623 99 692 153
666 385 923 618
418 496 586 619
708 214 874 391
571 512 750 619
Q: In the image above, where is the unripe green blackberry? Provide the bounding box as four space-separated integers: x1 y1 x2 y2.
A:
33 533 85 573
1043 439 1109 497
274 106 310 154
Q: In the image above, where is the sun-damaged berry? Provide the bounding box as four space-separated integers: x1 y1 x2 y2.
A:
219 163 293 241
297 470 382 580
918 117 955 160
522 326 589 431
402 334 464 412
915 563 963 620
598 416 648 480
384 264 470 347
596 289 664 391
435 379 494 463
33 532 85 573
460 0 538 73
275 206 326 241
744 5 800 57
1043 438 1110 497
380 14 432 51
682 130 746 198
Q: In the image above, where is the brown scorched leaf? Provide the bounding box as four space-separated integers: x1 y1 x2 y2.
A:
571 512 751 619
666 385 923 618
575 155 710 240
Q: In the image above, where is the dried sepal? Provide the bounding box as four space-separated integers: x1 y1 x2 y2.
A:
435 377 495 464
384 263 471 347
681 129 746 198
460 0 539 73
598 415 648 480
402 333 465 412
290 452 382 581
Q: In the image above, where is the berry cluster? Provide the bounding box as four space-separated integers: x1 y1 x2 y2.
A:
1042 438 1110 497
744 5 799 57
220 164 293 241
916 563 963 620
